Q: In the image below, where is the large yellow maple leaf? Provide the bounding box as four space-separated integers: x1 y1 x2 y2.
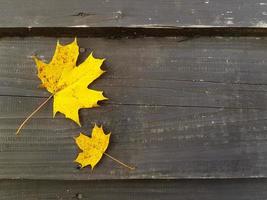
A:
34 38 107 126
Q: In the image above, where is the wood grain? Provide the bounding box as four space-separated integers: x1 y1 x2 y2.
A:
1 37 267 108
2 96 267 179
1 0 267 28
2 0 267 197
0 37 267 179
1 179 267 200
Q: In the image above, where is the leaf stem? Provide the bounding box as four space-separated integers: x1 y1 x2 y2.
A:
104 152 135 170
16 94 54 135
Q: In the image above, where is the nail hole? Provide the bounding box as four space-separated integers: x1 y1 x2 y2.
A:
76 193 83 199
79 48 86 53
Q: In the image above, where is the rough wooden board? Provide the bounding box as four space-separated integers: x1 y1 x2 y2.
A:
1 0 267 28
1 37 267 109
1 96 267 179
1 179 267 200
1 37 267 179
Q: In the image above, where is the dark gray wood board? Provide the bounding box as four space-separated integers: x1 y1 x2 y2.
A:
1 0 267 28
3 37 267 103
1 179 267 200
0 37 267 179
3 96 267 179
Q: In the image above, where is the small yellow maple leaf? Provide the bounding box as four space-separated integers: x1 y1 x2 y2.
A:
74 125 135 170
34 38 107 126
74 124 111 169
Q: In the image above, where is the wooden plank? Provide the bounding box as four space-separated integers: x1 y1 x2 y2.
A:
0 37 267 179
0 0 267 28
2 179 267 200
1 37 267 108
2 96 267 179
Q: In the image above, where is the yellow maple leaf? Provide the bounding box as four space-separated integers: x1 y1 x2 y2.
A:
74 125 135 170
33 38 107 126
16 38 107 134
74 124 111 169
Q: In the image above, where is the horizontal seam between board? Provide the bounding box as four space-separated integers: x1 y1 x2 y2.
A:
104 77 267 87
0 94 265 110
2 77 267 87
2 27 267 37
1 176 267 181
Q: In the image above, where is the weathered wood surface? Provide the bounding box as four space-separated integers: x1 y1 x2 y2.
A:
2 179 267 200
1 0 267 28
0 37 267 179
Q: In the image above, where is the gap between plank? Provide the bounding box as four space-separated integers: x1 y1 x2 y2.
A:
1 27 267 38
0 94 266 110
